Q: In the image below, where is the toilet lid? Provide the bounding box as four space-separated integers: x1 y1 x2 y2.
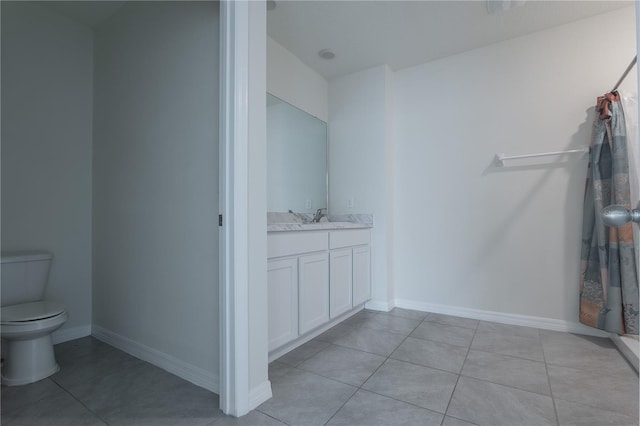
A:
1 301 65 322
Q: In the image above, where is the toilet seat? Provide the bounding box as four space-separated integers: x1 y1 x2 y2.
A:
1 301 65 323
1 304 68 386
1 309 68 341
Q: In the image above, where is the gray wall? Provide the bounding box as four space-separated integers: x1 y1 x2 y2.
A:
329 65 395 309
92 1 220 382
1 2 93 340
392 7 636 324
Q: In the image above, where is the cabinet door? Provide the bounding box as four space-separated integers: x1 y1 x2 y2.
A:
298 252 329 335
267 258 298 351
352 245 371 306
330 248 353 319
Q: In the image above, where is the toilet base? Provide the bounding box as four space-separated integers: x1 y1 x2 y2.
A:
1 334 60 386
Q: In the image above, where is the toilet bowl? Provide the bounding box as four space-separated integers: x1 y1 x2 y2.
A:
1 252 68 386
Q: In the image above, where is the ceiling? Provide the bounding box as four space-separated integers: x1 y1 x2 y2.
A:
267 0 633 79
30 0 635 79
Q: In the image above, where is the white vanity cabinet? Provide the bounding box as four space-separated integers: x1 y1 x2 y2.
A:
352 245 372 306
267 227 371 353
329 249 352 319
299 252 330 334
267 258 298 352
327 229 369 319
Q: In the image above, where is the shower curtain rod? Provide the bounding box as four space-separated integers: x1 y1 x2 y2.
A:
495 148 590 167
494 57 636 168
611 55 637 93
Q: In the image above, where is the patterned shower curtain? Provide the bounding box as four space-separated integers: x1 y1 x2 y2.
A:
579 92 639 335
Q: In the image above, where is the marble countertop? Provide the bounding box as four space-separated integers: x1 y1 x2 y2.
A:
267 212 373 232
267 221 372 232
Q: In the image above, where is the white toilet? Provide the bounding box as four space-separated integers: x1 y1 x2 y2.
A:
1 251 68 386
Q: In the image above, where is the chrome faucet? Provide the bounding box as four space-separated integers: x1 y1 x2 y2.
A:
313 208 327 223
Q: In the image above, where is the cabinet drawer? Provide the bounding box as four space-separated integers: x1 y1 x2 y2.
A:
329 229 370 249
268 231 328 258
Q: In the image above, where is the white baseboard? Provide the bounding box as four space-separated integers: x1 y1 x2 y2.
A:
92 325 219 394
249 380 272 409
364 299 395 312
611 334 639 372
393 299 610 338
52 325 92 344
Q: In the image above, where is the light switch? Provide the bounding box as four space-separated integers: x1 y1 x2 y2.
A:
305 199 312 209
347 197 354 209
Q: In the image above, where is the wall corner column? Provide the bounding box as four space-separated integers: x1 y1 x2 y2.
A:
219 0 270 417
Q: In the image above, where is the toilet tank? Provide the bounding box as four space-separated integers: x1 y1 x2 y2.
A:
1 251 53 307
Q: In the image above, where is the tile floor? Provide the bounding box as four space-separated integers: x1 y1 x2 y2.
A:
1 308 638 426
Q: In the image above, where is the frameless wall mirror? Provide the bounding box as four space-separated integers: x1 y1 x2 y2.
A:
267 93 328 213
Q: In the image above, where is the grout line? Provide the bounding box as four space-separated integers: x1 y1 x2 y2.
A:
544 356 640 376
456 373 555 398
417 320 480 333
292 366 362 389
352 311 427 336
463 346 545 363
322 311 486 425
329 340 403 358
322 312 425 425
444 376 464 415
358 324 424 336
320 383 358 426
355 387 450 418
453 330 561 398
254 408 293 426
550 395 640 421
442 414 483 426
50 378 110 425
278 341 333 368
303 317 638 424
421 318 480 331
358 317 441 405
386 354 463 376
540 332 561 426
440 314 478 424
271 310 638 426
539 338 639 424
365 308 429 322
400 333 472 349
407 324 476 349
610 342 640 374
